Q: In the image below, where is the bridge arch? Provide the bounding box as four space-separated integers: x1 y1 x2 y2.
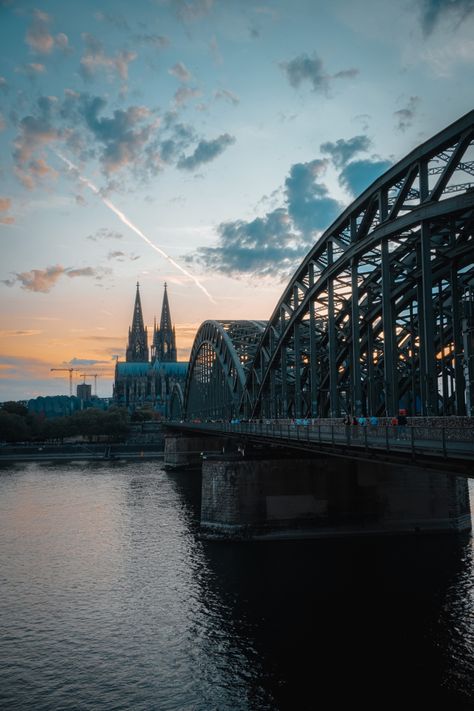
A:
183 320 266 420
169 381 184 420
246 111 474 419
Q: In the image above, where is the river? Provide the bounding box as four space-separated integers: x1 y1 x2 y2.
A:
0 461 472 709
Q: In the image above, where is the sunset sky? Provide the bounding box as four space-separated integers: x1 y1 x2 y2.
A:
1 0 474 401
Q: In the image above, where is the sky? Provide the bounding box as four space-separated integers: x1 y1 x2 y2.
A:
1 0 474 401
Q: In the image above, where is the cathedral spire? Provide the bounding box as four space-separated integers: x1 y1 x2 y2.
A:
152 282 177 363
126 282 149 362
160 282 172 333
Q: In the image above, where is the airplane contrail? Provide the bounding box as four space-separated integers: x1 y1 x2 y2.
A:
54 151 217 304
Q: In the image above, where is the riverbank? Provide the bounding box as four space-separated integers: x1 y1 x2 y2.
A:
0 442 164 463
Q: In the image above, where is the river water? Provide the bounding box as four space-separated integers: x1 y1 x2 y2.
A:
0 461 472 710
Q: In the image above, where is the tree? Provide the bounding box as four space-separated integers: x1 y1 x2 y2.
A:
102 409 130 441
0 411 29 442
1 401 28 417
43 416 76 443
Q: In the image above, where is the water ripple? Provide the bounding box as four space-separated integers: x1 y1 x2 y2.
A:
0 463 472 710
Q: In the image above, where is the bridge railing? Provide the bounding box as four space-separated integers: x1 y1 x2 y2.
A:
170 420 474 460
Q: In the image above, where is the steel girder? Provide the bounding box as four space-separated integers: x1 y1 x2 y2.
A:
246 110 474 419
169 382 184 419
183 320 267 420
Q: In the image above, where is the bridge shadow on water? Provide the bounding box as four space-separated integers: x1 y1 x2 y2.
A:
168 469 473 710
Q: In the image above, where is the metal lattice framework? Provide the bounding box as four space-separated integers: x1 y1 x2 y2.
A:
169 381 184 419
184 320 266 420
181 112 474 421
246 111 474 418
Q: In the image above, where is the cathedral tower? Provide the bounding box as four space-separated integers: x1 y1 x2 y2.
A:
152 283 177 363
126 282 149 362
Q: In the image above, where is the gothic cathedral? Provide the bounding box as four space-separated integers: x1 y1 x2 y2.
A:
114 283 187 415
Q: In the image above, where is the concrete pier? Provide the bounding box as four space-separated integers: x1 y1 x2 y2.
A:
164 434 226 470
200 453 471 540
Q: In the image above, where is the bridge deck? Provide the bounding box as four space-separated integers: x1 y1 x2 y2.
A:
167 421 474 476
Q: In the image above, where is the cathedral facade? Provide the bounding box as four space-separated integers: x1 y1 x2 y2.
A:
113 283 187 416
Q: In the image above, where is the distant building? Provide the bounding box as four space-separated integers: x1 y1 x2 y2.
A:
113 282 187 415
28 395 111 417
77 383 92 401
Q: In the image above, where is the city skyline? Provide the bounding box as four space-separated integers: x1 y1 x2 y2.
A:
1 0 474 400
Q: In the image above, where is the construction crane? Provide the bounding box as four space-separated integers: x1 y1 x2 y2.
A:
79 373 99 397
50 368 76 397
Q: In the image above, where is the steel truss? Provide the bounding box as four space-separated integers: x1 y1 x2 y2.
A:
182 112 474 420
169 381 184 419
183 320 266 420
246 111 474 418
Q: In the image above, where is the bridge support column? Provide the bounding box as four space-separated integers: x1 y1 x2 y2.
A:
200 454 471 540
164 435 226 470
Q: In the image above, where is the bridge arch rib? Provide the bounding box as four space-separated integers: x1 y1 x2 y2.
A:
246 110 474 419
183 320 266 420
169 382 184 420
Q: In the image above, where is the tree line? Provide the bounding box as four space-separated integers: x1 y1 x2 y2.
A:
0 402 131 444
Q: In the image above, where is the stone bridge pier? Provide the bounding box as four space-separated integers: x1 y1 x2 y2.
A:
200 452 471 540
164 434 228 469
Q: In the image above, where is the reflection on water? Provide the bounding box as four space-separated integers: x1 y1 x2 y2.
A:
0 462 472 710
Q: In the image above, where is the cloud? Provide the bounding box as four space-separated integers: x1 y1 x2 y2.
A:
79 33 137 84
189 158 342 277
169 61 192 82
353 113 371 132
107 250 140 261
394 96 420 132
209 35 222 64
0 355 52 379
87 228 123 241
25 9 70 55
173 85 202 106
420 0 474 35
0 197 14 224
174 0 214 22
12 96 61 188
189 208 305 278
67 267 96 278
320 135 372 168
16 63 46 78
177 133 235 171
25 9 54 54
215 88 240 105
55 33 70 52
285 159 342 234
2 264 102 292
29 157 57 179
339 158 393 196
249 24 260 39
0 76 8 92
134 33 170 49
10 88 231 188
94 11 130 31
3 265 64 292
158 122 196 163
280 52 359 93
0 330 42 337
79 94 155 173
333 68 359 80
68 357 109 366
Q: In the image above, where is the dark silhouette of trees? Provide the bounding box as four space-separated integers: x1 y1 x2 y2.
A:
0 401 131 443
0 410 29 443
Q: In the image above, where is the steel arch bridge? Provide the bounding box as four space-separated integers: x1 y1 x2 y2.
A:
183 320 267 420
182 111 474 421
